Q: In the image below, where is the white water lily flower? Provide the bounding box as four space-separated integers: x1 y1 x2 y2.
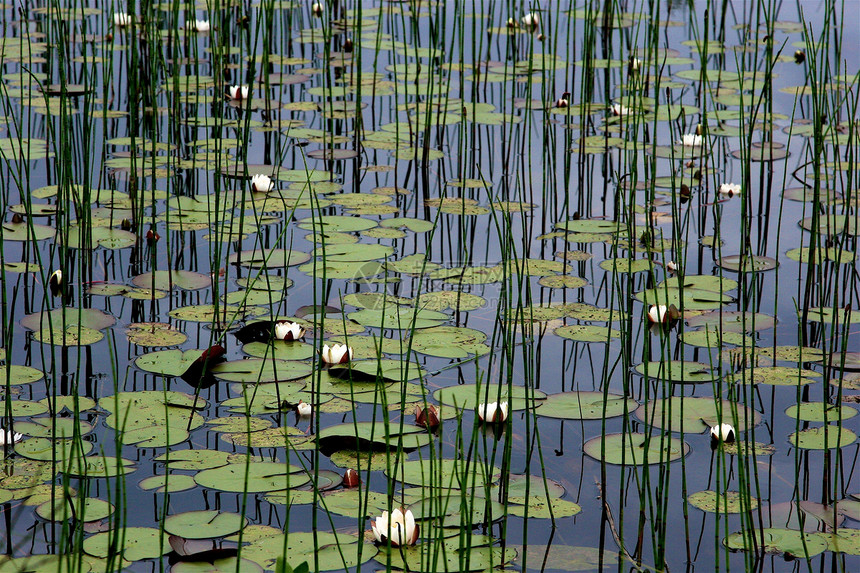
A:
629 57 643 71
250 173 274 192
372 508 418 547
1 429 23 446
611 103 632 117
188 19 210 32
679 133 703 147
666 261 677 274
506 17 518 29
296 401 312 417
476 401 508 423
521 12 540 31
274 321 305 341
322 343 353 364
228 85 249 100
114 12 132 27
311 2 323 17
647 304 669 324
719 182 742 197
710 423 735 443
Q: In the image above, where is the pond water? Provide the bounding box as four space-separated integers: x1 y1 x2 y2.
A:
1 1 859 572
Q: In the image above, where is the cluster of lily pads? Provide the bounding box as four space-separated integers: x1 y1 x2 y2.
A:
1 0 859 571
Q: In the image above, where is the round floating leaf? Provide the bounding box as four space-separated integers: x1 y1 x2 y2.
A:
538 275 588 289
415 291 486 312
636 287 733 310
506 496 582 518
685 311 774 333
409 326 490 358
14 437 93 462
242 341 315 361
804 307 860 324
536 391 636 420
139 474 196 493
723 528 828 558
164 510 247 539
434 383 546 412
375 537 515 572
36 497 113 522
723 441 777 456
241 531 376 572
553 324 620 342
227 249 311 269
583 433 689 465
517 545 620 572
135 349 213 377
828 529 860 555
564 303 628 322
391 459 501 490
14 418 92 438
211 359 313 383
0 365 44 385
83 527 171 561
348 307 449 330
635 361 721 384
790 426 857 449
799 215 860 236
297 215 377 233
318 422 431 453
317 489 391 519
131 270 210 290
555 219 619 234
786 402 857 422
126 323 187 347
20 308 116 331
717 255 779 273
688 491 759 513
153 449 233 471
33 326 104 346
194 462 310 492
329 359 426 383
636 397 759 433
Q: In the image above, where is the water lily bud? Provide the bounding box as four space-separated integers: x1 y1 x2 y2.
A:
648 304 669 324
555 92 570 108
250 173 274 192
228 85 249 100
679 133 703 147
695 123 703 136
719 182 742 197
521 12 539 32
188 19 210 32
476 401 508 423
628 57 642 72
11 213 23 224
311 2 323 17
537 33 546 42
710 423 735 444
274 321 305 341
0 429 24 446
321 343 353 364
506 18 518 29
49 270 63 297
121 218 132 230
146 228 160 244
794 50 805 64
679 184 692 203
113 12 131 28
343 37 354 52
371 508 418 547
296 401 312 417
342 469 360 488
414 404 440 430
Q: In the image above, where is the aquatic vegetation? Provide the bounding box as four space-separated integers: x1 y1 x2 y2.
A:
0 0 857 571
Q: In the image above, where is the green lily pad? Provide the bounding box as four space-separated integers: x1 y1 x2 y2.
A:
318 422 431 452
636 397 759 433
583 433 689 465
433 383 546 412
241 531 376 572
14 437 93 462
83 527 171 561
635 361 721 383
536 391 636 420
125 323 187 347
0 365 44 385
389 458 502 490
827 528 860 555
297 215 378 233
804 307 860 324
415 291 486 312
685 311 774 332
348 307 449 330
211 359 313 383
723 528 828 558
636 287 733 310
139 474 197 493
131 270 210 290
153 449 234 471
790 426 857 449
36 497 114 522
516 545 620 571
20 307 116 331
553 324 621 342
134 349 215 377
194 462 310 492
506 496 582 518
786 402 857 422
329 359 426 383
717 255 779 273
409 326 490 358
164 510 247 539
688 490 759 513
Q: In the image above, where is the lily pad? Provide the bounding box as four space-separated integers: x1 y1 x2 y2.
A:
723 528 828 558
536 391 636 420
434 383 546 412
194 462 310 492
790 426 857 449
635 361 721 383
164 510 247 539
688 490 759 513
583 433 689 465
636 397 760 433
